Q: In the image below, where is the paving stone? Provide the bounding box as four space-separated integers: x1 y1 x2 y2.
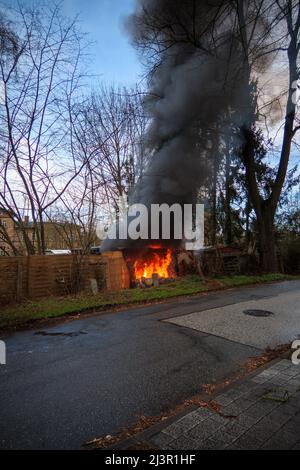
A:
186 417 225 442
235 413 260 428
224 443 245 450
183 422 215 442
261 437 286 449
265 371 280 385
266 408 292 427
268 376 288 386
205 429 236 448
279 419 300 435
269 374 291 385
232 397 254 412
288 377 300 388
261 436 289 450
222 421 247 439
200 417 226 434
223 388 245 400
168 435 199 450
257 369 278 378
245 379 261 389
234 381 256 393
150 432 174 449
247 384 276 400
262 428 299 450
209 413 230 425
279 384 299 396
282 367 300 378
192 407 218 421
257 398 280 412
242 390 261 402
270 360 293 370
230 382 256 397
233 431 265 450
243 403 272 420
278 403 300 416
292 411 300 423
292 440 300 450
285 394 300 407
176 412 203 430
150 359 300 451
258 416 283 430
215 394 234 407
290 396 300 407
251 375 270 384
247 418 281 442
281 361 298 370
286 395 300 406
276 371 293 379
163 419 196 439
222 401 245 417
261 380 282 390
196 437 223 450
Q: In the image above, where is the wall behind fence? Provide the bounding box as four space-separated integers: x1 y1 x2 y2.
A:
0 252 130 305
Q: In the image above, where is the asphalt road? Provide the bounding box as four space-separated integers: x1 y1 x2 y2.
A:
0 280 299 449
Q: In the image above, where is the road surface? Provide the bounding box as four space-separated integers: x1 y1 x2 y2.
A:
0 280 299 449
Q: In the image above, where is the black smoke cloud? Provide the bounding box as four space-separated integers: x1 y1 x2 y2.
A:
101 0 249 252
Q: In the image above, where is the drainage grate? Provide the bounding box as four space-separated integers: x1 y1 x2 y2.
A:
243 309 274 317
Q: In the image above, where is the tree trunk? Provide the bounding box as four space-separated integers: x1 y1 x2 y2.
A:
257 208 277 272
236 0 299 274
224 140 232 245
210 128 219 246
211 160 217 246
242 129 278 272
245 200 251 244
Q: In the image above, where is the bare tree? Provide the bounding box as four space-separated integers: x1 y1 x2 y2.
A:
80 85 148 215
47 168 101 254
42 84 148 253
235 0 300 271
0 3 89 255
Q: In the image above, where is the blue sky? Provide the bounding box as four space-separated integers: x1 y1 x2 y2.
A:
5 0 142 87
62 0 142 86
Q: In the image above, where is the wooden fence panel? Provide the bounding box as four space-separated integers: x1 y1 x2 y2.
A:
0 251 130 305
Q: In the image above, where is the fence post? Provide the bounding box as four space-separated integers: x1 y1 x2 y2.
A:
26 255 31 298
16 258 23 302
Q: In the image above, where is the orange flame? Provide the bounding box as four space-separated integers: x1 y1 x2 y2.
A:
134 249 173 280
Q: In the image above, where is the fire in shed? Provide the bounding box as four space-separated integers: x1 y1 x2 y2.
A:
124 245 198 287
125 246 174 287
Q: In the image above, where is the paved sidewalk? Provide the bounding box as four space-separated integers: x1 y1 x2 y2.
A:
121 359 300 450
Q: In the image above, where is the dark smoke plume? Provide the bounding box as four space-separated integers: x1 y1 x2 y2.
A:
101 0 251 252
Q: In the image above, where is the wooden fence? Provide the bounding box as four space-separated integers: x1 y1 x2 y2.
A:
0 252 130 305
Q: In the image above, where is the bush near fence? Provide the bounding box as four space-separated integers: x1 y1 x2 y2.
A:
0 252 130 305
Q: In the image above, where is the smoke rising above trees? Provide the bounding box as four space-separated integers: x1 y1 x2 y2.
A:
100 0 299 273
101 0 277 253
0 1 299 273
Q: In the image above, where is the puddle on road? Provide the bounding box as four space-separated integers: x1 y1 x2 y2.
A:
34 330 87 337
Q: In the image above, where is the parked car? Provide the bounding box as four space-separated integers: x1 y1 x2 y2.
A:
90 246 101 255
45 249 72 255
